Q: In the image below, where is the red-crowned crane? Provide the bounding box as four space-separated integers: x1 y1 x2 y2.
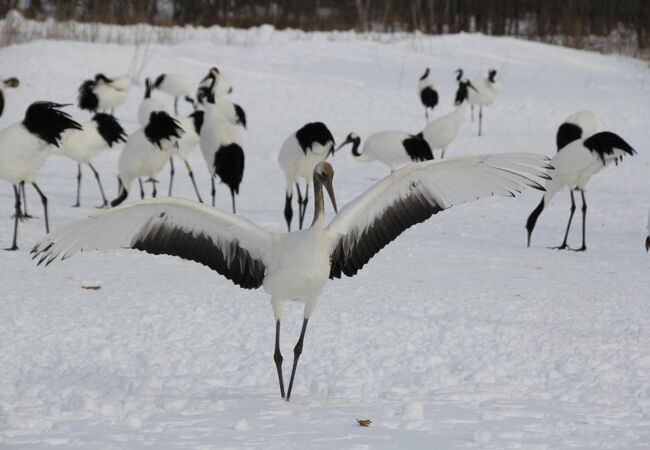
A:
340 130 432 172
278 122 337 231
455 68 501 136
111 111 183 207
0 76 19 117
137 78 167 127
418 68 438 122
32 153 551 400
152 73 195 115
57 113 127 208
0 102 81 250
78 73 130 115
526 119 636 251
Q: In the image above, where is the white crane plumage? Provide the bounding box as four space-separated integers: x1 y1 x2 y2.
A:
278 122 337 231
555 110 597 151
152 73 195 115
198 89 244 213
0 76 19 117
199 67 233 96
32 153 551 400
341 130 433 172
421 80 476 159
526 119 636 251
0 102 81 250
78 74 130 114
418 68 438 122
112 111 183 207
137 78 167 127
57 113 127 208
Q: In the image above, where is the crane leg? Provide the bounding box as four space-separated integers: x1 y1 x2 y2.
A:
211 177 216 207
138 178 145 199
32 182 49 233
298 183 309 230
570 191 587 252
471 104 475 122
286 318 309 401
284 191 293 232
5 185 21 251
295 183 304 229
87 163 108 208
551 191 576 250
230 189 236 214
174 97 179 116
152 180 157 198
20 181 32 218
73 164 82 207
478 106 483 136
274 320 285 399
168 157 176 196
441 147 447 159
183 160 203 203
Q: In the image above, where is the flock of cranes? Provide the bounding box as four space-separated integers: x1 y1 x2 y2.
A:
1 62 644 401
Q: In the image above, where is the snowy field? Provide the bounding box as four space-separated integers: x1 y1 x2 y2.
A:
1 31 649 448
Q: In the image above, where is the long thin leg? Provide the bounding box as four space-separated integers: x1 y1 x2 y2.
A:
168 157 175 196
183 160 203 203
284 191 293 232
471 104 475 122
274 320 285 398
20 181 32 218
174 97 179 116
138 178 145 199
211 177 216 207
441 147 447 159
552 190 576 250
478 105 483 136
295 182 304 229
5 185 21 250
230 189 236 214
73 164 82 207
286 318 309 401
152 180 157 198
301 183 309 226
31 182 49 233
571 191 588 252
87 163 108 207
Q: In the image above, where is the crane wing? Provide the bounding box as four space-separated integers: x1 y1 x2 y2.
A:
327 153 552 279
32 198 276 289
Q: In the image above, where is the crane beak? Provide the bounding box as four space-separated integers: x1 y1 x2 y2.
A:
467 81 479 93
324 176 338 214
332 138 350 156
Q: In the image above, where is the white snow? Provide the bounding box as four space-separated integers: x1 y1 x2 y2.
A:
1 30 649 449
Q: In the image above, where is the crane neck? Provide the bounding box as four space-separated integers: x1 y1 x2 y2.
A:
311 175 326 228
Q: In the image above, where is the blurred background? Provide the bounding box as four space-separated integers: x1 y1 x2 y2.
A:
0 1 648 58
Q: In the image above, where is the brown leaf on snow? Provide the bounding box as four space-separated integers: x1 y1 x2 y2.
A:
356 418 372 427
81 285 102 290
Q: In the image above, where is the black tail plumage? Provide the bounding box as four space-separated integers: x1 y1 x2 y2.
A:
144 111 184 149
93 113 127 147
23 102 82 147
556 122 583 152
403 134 434 162
214 143 245 195
234 104 247 128
78 79 99 112
583 131 637 164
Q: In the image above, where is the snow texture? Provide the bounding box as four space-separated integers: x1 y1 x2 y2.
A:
1 31 649 448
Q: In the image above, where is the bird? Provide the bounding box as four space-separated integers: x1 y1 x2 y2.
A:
526 129 636 251
455 68 501 136
152 73 195 115
418 68 438 122
57 113 127 208
137 77 167 127
0 76 19 117
198 88 244 213
421 80 476 159
278 121 337 231
556 110 597 151
341 130 433 172
32 154 551 401
167 110 204 203
112 111 183 207
196 82 246 129
0 101 81 250
199 66 233 96
78 73 130 114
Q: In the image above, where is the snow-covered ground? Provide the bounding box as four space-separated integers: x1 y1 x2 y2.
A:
1 32 649 448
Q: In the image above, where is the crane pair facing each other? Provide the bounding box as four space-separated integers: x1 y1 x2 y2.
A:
33 153 551 400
